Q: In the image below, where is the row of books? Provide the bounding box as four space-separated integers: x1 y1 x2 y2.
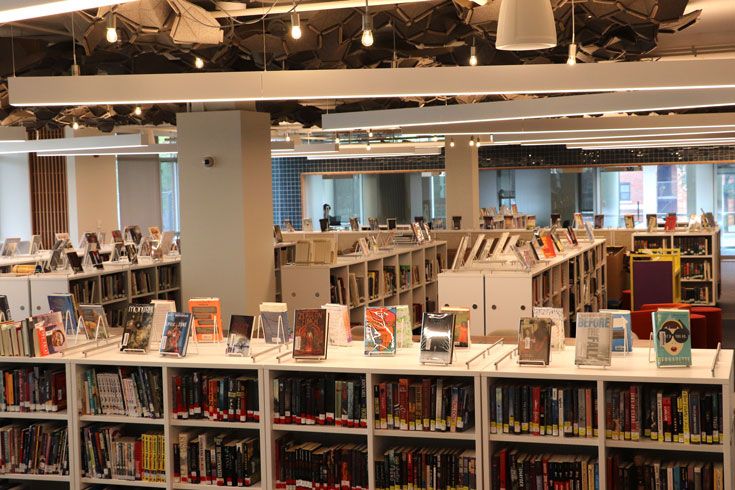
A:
491 450 598 490
399 265 412 290
605 386 723 445
606 454 724 490
100 273 126 302
131 270 154 296
633 237 668 251
274 436 368 490
673 236 710 255
681 260 712 280
272 375 368 427
367 270 381 300
376 447 477 490
0 312 67 358
158 264 179 290
373 378 473 432
70 278 97 304
171 372 260 422
681 285 712 304
425 258 436 282
81 426 164 482
0 367 66 413
0 423 69 475
79 367 164 419
174 431 260 486
349 273 365 307
329 275 347 305
490 384 598 438
383 267 396 296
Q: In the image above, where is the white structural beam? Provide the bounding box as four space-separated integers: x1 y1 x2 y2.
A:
41 143 177 156
321 89 735 131
490 128 735 145
0 0 138 23
0 134 143 155
9 59 735 106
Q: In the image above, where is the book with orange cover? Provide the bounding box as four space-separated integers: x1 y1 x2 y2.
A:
540 235 556 259
188 298 224 342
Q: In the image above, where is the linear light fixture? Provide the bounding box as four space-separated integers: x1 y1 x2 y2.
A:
9 59 735 106
40 143 177 156
0 0 138 23
557 133 735 147
569 139 735 150
321 88 735 131
0 134 142 155
490 128 735 145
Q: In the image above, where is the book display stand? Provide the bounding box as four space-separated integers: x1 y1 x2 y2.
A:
249 312 289 361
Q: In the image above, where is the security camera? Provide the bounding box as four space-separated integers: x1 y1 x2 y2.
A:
203 156 215 168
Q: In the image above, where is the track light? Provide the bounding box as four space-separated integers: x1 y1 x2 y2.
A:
361 13 374 47
469 136 475 147
469 46 478 66
290 12 302 40
133 105 142 116
72 120 80 130
449 138 455 148
105 14 118 43
194 56 204 69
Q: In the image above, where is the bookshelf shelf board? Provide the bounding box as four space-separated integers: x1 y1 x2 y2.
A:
158 287 181 294
131 291 156 299
101 297 129 306
81 477 167 487
271 423 368 435
174 483 261 490
605 439 724 453
0 410 67 420
374 428 476 441
170 419 260 430
681 255 712 258
488 433 599 447
0 473 70 481
78 414 165 425
0 355 66 364
681 278 710 282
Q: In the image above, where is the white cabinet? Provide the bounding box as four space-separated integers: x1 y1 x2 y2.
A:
484 273 532 336
0 276 30 320
29 275 72 314
438 271 486 336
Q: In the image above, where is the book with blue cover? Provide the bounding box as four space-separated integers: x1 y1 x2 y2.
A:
600 309 633 353
653 309 692 367
160 312 193 357
48 294 77 334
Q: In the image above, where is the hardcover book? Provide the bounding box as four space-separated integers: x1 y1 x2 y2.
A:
120 303 155 352
259 302 291 344
624 214 635 229
150 299 176 343
395 305 413 348
532 307 565 351
66 251 84 273
31 311 67 356
664 214 677 231
0 238 20 257
574 312 613 367
78 304 110 340
419 312 455 364
293 308 328 360
573 212 585 229
160 312 193 357
273 225 283 243
188 298 224 342
440 306 470 348
0 295 10 321
47 293 77 333
653 309 692 367
322 303 351 346
226 315 254 355
594 214 604 229
364 306 397 356
646 214 658 231
517 317 551 365
125 225 143 244
600 309 633 352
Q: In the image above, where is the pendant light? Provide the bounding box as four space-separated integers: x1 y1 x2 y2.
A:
133 105 142 116
567 0 577 65
469 136 475 147
449 138 455 148
105 13 118 43
194 56 204 69
496 0 556 51
290 12 302 40
72 120 80 130
469 44 478 66
361 0 373 47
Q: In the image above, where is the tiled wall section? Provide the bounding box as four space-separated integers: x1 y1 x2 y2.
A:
272 145 735 226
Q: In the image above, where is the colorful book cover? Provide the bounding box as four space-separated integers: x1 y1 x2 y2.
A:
419 312 455 364
440 306 470 348
48 294 77 333
653 309 692 367
120 303 155 352
78 304 110 340
226 315 254 355
259 303 291 344
573 212 584 229
322 303 351 346
160 312 193 357
532 307 565 351
594 215 604 229
293 308 328 359
624 215 635 229
364 306 397 356
517 317 551 365
574 313 613 367
188 298 224 343
600 309 633 352
395 305 413 348
664 214 677 231
31 311 67 355
540 235 556 258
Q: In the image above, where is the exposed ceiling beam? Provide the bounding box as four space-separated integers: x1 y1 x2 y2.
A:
321 89 735 131
9 60 735 106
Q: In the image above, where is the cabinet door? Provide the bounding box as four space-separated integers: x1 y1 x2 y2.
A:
0 277 31 320
29 277 71 315
485 275 533 336
437 272 486 336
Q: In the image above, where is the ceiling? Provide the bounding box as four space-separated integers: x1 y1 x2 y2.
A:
0 0 731 132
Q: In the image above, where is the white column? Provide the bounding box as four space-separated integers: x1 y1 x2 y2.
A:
177 110 274 319
445 136 480 229
0 154 32 239
117 155 163 232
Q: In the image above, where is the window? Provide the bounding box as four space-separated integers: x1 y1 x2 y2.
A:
619 182 631 202
159 154 180 232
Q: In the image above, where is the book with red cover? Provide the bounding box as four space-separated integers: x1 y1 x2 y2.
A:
293 308 328 360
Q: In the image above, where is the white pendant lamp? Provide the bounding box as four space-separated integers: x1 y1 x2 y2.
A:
496 0 557 51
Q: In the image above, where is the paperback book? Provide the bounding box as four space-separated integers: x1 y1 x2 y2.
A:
574 312 613 367
150 299 176 343
532 307 565 351
188 297 224 342
653 309 692 367
31 311 67 356
395 305 413 348
322 303 351 346
419 312 455 364
47 293 77 333
259 302 291 343
594 214 604 229
364 306 397 356
160 312 193 357
517 317 551 365
78 304 110 340
293 308 328 360
600 309 632 352
0 295 10 321
624 214 635 229
226 314 254 355
440 306 470 348
120 303 155 352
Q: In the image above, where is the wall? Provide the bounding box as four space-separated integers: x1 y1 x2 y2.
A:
479 169 498 208
0 154 32 239
515 169 551 226
118 155 163 232
66 154 119 242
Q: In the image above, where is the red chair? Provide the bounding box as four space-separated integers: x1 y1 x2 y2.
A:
630 309 655 340
621 290 631 310
690 313 708 349
691 306 723 349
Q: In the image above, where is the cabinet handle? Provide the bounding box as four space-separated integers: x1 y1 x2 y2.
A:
520 305 526 311
472 304 478 310
19 306 25 311
491 305 497 310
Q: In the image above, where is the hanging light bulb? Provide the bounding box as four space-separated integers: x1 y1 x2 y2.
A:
366 142 372 151
567 44 577 65
361 0 373 47
290 12 302 40
134 105 142 116
194 56 204 69
285 133 291 142
335 135 341 144
105 14 118 43
432 136 439 142
469 136 475 147
469 45 478 66
368 129 373 138
449 138 455 148
72 120 80 130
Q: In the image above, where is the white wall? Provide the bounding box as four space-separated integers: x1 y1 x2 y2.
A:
479 169 498 208
118 155 163 232
0 154 32 239
515 169 551 224
303 174 334 224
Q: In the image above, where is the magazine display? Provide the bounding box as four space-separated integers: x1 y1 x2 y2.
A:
517 317 551 365
574 313 613 367
48 293 78 333
120 304 155 352
293 308 328 360
188 298 224 342
364 306 397 356
160 312 193 357
395 305 413 348
322 303 351 346
259 302 291 344
532 307 565 351
600 309 633 353
31 311 67 356
226 315 254 355
653 309 692 367
440 306 470 348
78 304 110 340
419 312 455 364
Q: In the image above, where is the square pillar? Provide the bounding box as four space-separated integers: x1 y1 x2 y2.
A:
445 136 480 229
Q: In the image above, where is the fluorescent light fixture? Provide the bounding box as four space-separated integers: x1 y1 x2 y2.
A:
0 126 27 143
0 134 143 155
10 60 735 106
569 139 735 150
0 0 138 23
41 143 177 156
559 133 735 147
489 127 735 145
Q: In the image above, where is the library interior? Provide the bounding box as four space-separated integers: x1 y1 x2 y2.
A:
1 0 735 489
